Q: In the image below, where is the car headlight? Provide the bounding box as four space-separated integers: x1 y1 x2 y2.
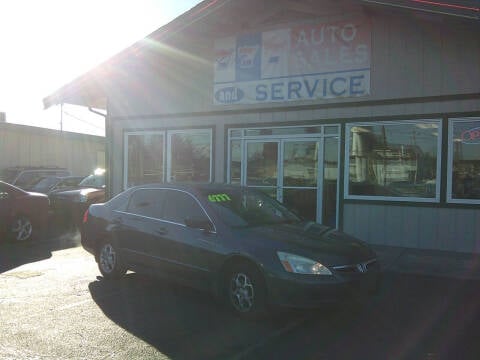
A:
277 251 332 275
79 190 89 202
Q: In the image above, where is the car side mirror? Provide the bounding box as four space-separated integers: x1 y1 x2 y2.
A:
185 217 214 232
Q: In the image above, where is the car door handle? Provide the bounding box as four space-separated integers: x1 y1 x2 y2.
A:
155 227 167 235
112 217 123 225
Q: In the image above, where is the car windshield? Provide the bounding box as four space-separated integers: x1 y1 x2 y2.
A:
0 169 19 184
32 177 59 192
200 188 301 227
79 174 105 188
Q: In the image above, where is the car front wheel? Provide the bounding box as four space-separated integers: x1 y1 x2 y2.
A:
10 215 33 242
224 263 267 319
98 241 126 279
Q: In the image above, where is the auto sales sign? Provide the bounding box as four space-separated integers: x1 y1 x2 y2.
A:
214 17 371 105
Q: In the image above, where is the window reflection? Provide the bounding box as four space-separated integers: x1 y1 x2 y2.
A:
451 119 480 200
348 121 439 198
246 142 278 186
171 133 211 182
283 142 318 187
230 140 241 184
127 134 164 187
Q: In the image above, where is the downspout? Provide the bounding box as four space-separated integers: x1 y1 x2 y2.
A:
88 106 112 200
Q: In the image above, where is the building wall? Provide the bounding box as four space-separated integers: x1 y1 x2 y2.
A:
0 122 105 176
106 2 480 254
344 204 480 253
107 8 480 117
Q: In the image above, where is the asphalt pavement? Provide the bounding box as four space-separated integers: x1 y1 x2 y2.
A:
372 244 480 280
2 231 480 359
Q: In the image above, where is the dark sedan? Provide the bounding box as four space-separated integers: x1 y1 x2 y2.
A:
0 181 49 242
81 184 380 317
50 169 105 227
29 175 84 195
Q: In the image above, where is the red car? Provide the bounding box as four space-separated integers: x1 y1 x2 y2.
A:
0 181 49 242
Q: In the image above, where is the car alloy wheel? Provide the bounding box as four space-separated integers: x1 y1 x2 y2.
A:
230 272 255 313
100 243 116 274
11 216 33 242
98 241 126 279
225 264 267 318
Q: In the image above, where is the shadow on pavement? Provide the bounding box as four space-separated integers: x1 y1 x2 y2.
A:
88 273 307 360
89 272 480 360
0 217 81 274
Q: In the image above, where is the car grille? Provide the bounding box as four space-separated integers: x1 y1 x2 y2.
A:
332 259 378 274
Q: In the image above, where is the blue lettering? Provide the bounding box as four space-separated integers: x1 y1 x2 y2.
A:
288 81 302 99
271 83 284 100
330 77 346 96
350 75 365 95
256 85 268 101
304 79 319 98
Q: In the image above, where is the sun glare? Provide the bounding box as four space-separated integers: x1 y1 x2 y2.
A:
0 0 201 135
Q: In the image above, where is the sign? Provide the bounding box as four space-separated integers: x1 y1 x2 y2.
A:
461 127 480 144
214 17 371 105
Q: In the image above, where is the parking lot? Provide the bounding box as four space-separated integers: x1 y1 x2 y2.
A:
1 231 480 360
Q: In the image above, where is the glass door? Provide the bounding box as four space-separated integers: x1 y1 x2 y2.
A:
282 140 319 222
245 140 279 199
233 125 340 227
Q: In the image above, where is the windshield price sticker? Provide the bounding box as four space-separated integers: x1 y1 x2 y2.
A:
208 193 231 202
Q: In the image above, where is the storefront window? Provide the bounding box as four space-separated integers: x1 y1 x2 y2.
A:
125 129 212 188
449 118 480 202
169 131 212 182
346 120 440 200
126 133 164 187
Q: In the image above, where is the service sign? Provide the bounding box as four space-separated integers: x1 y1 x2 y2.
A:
213 17 371 105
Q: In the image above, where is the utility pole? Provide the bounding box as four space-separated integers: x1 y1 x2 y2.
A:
60 103 63 131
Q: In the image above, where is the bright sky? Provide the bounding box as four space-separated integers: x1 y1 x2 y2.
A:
0 0 202 136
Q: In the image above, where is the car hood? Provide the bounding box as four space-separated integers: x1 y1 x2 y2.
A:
25 191 48 199
50 187 103 199
232 221 376 266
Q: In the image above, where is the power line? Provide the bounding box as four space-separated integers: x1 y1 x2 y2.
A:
62 109 105 130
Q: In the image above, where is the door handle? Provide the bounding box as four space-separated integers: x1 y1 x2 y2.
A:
155 227 167 235
112 217 123 225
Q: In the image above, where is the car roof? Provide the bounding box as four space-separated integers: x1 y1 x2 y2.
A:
128 183 243 192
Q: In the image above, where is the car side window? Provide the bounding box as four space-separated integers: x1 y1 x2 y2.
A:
126 189 166 219
163 190 206 225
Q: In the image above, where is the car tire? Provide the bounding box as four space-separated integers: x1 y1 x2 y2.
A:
97 240 126 279
224 262 267 319
10 215 34 242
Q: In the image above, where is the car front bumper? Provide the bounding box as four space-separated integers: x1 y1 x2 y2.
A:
266 261 381 308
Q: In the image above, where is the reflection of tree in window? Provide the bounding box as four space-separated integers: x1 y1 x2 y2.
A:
171 133 210 182
349 122 439 198
451 120 480 200
128 135 164 186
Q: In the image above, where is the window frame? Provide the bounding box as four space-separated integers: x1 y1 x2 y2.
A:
447 117 480 204
344 119 442 203
124 129 213 190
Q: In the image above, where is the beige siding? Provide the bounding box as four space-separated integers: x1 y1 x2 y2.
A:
0 123 105 176
108 7 480 118
344 204 480 254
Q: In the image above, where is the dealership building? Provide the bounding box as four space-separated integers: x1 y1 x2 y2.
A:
44 0 480 253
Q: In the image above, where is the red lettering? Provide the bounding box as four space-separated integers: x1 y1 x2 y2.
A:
461 128 480 142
